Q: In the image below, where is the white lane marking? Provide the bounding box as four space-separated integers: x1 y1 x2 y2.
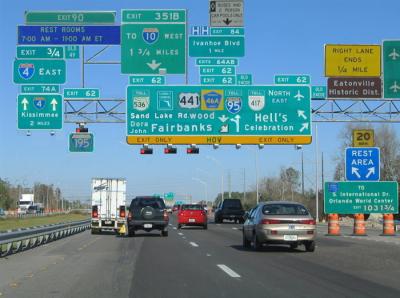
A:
190 242 199 247
217 264 241 278
216 224 221 226
169 224 172 226
178 232 183 236
173 227 177 230
206 253 211 257
232 227 238 230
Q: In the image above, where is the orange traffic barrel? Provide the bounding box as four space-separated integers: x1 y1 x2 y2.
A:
381 214 395 236
327 213 341 236
353 214 367 236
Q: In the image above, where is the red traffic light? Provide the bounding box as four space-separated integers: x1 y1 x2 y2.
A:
140 147 153 154
76 127 89 133
164 147 177 154
187 147 199 154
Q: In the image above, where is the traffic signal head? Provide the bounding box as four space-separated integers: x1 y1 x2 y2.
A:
164 147 177 154
140 147 153 154
187 147 199 154
76 127 89 133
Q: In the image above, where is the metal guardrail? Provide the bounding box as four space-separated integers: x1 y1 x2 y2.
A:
0 219 90 257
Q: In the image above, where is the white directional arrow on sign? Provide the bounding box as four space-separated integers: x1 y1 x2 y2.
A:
365 167 375 179
351 167 361 179
297 110 307 120
21 97 29 111
50 98 58 111
230 115 241 132
299 122 309 133
147 60 162 71
218 115 229 122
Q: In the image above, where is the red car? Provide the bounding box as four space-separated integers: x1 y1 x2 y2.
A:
177 204 207 229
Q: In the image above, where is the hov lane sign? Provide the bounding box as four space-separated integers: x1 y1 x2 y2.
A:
345 147 380 181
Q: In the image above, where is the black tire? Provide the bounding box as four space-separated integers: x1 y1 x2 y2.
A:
239 219 245 224
290 243 298 250
177 224 182 229
128 229 135 237
305 241 315 252
161 230 168 237
252 233 262 251
203 224 208 230
243 231 251 248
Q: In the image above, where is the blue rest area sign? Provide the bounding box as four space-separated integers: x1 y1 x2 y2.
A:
345 147 380 181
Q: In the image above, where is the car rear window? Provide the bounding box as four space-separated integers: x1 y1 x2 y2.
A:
132 197 165 209
181 204 203 211
223 200 242 209
262 204 309 216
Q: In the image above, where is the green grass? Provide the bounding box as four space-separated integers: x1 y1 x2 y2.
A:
0 213 90 232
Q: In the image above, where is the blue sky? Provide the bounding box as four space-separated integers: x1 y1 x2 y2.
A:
1 0 399 203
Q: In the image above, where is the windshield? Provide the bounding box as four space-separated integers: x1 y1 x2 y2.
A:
133 197 165 209
19 201 32 206
181 204 203 211
262 204 309 216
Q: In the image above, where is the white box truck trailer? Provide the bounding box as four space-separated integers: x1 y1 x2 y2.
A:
91 178 127 234
18 194 34 214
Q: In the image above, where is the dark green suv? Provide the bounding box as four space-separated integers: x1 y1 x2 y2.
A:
127 196 169 237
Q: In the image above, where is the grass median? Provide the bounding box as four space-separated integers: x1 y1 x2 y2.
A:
0 213 90 232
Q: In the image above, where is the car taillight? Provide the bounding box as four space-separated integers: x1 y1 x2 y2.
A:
128 211 132 220
119 206 126 218
260 219 281 225
164 210 169 221
300 219 316 225
92 206 98 218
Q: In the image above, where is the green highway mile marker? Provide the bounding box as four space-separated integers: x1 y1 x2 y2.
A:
196 58 238 66
17 94 62 129
13 59 66 84
21 85 59 94
200 76 236 85
237 74 252 85
126 85 312 144
64 88 100 99
210 27 244 36
199 66 236 76
17 46 64 59
275 75 311 85
189 36 245 57
65 46 80 59
69 133 94 153
311 86 327 99
129 75 165 85
383 40 400 98
25 11 116 24
324 181 398 214
121 9 186 74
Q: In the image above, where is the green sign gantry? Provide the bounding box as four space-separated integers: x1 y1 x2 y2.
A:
324 181 398 214
69 133 94 152
17 46 64 59
126 85 312 145
13 59 66 84
383 40 400 98
17 94 63 129
64 88 100 99
121 9 186 74
25 11 116 24
189 36 245 57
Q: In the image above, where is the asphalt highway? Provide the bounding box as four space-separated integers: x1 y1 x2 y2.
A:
1 215 400 298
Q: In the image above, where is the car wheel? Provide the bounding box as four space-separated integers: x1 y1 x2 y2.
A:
161 230 168 237
305 241 315 252
203 224 208 230
128 229 135 237
252 233 262 251
243 231 251 248
177 224 182 229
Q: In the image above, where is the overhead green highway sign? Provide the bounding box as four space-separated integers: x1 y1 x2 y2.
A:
64 88 100 99
383 40 400 98
199 66 236 75
121 9 186 74
25 11 116 24
69 133 94 153
196 58 238 66
324 181 398 214
311 86 327 99
129 75 165 85
13 59 66 84
200 75 236 85
275 74 311 85
126 85 311 145
21 85 59 94
65 46 80 59
17 94 62 129
17 46 64 59
189 36 245 57
237 74 252 85
210 27 244 35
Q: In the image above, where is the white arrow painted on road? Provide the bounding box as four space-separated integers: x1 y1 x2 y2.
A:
351 167 361 179
21 97 29 111
297 110 307 120
299 122 309 133
218 115 229 122
147 60 162 70
50 98 58 111
365 167 375 179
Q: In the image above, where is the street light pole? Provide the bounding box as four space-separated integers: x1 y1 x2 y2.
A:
192 178 208 203
315 124 319 222
206 156 224 202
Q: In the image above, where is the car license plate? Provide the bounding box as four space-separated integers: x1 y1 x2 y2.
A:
105 221 112 225
284 235 298 241
144 223 152 228
189 219 195 223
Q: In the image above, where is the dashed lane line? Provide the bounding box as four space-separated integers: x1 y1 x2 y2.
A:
217 264 241 278
189 242 199 247
178 232 184 236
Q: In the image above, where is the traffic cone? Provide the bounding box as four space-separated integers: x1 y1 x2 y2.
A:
381 214 395 236
352 214 367 236
119 223 126 236
326 213 341 236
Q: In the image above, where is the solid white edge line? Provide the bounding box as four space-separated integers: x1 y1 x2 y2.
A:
217 264 241 278
189 242 199 247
